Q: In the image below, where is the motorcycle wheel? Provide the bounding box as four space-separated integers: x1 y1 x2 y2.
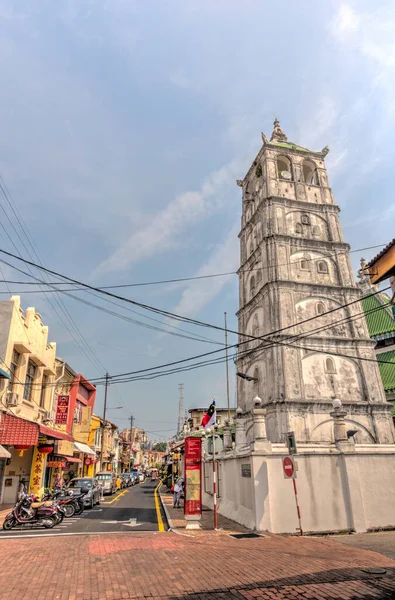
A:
74 503 84 515
55 511 64 524
42 517 56 529
62 504 75 518
2 518 16 530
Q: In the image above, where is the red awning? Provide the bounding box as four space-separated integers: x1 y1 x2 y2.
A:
66 456 81 463
0 414 38 446
39 425 74 442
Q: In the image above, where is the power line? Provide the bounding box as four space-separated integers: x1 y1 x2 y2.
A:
0 243 385 290
0 244 388 350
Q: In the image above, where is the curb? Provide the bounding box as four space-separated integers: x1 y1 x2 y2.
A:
158 482 174 531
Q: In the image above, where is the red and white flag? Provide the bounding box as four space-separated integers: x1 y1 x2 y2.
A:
201 399 216 429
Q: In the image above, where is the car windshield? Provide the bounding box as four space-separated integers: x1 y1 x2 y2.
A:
96 474 111 480
69 479 92 489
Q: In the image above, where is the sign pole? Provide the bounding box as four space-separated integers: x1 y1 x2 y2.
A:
282 455 303 536
292 478 303 536
212 427 218 530
100 373 109 471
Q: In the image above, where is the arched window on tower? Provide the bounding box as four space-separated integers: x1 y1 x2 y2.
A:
317 260 328 273
295 223 302 234
325 357 336 374
300 256 310 270
253 314 259 337
277 155 292 180
312 225 320 237
250 276 256 298
301 214 310 225
316 302 325 315
256 269 262 285
303 160 319 185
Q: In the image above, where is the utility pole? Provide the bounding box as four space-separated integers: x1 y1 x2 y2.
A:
129 415 134 471
177 383 184 436
100 373 109 471
224 312 231 422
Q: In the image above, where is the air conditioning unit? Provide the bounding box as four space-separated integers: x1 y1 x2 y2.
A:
6 392 19 407
42 410 52 422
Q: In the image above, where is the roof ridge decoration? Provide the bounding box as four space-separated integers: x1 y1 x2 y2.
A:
270 118 288 143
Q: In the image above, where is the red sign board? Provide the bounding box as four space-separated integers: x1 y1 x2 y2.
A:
55 395 70 425
184 437 202 516
283 456 295 479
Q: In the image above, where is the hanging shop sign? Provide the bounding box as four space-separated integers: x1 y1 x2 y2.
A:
184 437 202 517
47 460 66 468
55 395 70 425
55 440 74 457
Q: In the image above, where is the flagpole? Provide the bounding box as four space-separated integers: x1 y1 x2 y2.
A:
212 425 218 530
224 312 231 423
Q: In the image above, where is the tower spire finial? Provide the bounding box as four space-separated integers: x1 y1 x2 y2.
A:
270 117 288 142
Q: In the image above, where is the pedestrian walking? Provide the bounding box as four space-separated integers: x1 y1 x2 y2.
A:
116 475 122 490
173 476 184 508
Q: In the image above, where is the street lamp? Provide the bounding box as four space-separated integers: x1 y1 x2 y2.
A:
236 372 258 382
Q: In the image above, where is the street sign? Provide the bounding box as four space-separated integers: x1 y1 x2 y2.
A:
283 456 295 479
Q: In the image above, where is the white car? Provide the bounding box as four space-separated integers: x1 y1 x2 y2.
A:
138 471 145 483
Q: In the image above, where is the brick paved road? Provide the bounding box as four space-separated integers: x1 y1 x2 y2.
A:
0 530 394 600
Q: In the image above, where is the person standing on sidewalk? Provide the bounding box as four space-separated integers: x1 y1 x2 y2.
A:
173 476 184 508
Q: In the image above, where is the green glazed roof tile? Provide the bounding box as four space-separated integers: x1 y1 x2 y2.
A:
361 293 395 338
271 141 312 153
377 349 395 394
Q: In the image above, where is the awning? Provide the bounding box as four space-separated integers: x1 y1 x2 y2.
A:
73 442 96 456
39 425 73 442
66 456 81 463
0 414 38 446
0 368 10 380
0 444 11 459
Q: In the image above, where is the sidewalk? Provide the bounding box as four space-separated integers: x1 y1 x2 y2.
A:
0 530 394 599
160 486 247 532
0 505 12 527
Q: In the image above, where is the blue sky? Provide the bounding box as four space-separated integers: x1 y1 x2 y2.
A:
0 1 394 440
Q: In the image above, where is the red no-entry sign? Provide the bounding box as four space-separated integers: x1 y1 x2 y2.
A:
283 456 295 479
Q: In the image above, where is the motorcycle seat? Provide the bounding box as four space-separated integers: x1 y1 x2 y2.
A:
31 501 45 508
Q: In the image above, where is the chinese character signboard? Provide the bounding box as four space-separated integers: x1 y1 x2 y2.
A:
55 395 70 425
29 447 46 497
55 440 74 457
184 437 202 517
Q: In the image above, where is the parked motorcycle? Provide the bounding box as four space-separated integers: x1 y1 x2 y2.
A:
2 493 58 530
42 488 77 517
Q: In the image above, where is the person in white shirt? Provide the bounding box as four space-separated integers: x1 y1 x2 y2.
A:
173 477 184 508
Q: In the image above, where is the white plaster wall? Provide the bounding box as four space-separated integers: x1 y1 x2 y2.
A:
202 456 256 530
357 453 395 529
213 446 395 534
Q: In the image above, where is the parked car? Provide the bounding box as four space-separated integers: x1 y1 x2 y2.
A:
138 471 145 483
95 472 117 496
121 474 130 488
130 473 139 486
123 473 133 487
67 478 101 508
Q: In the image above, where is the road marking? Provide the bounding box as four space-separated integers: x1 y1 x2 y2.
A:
154 481 165 532
101 490 128 504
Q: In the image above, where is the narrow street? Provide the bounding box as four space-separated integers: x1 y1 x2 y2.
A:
0 481 165 538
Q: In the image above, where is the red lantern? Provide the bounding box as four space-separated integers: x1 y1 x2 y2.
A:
38 445 53 454
14 445 31 451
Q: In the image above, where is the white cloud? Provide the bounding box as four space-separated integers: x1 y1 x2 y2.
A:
96 160 242 276
171 223 239 318
331 4 395 113
332 5 360 38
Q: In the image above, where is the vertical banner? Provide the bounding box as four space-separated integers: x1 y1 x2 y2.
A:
29 447 46 498
55 395 70 425
184 437 202 517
